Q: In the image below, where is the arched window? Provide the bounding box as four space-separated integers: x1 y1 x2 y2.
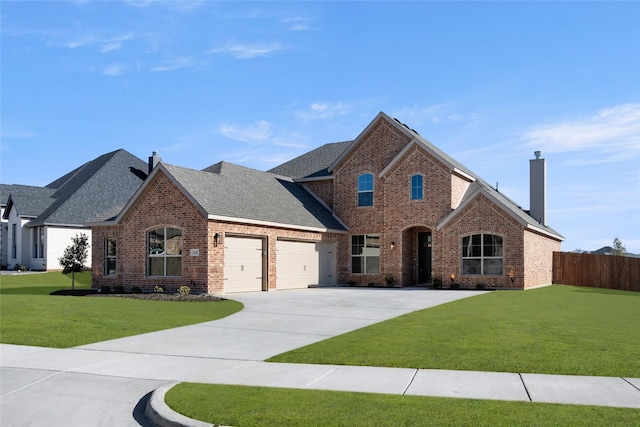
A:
147 227 182 276
462 234 503 275
411 174 423 200
357 173 374 207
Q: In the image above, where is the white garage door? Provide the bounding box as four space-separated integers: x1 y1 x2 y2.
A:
224 237 264 293
276 241 336 290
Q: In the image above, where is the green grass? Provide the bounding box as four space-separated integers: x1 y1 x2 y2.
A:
166 383 640 427
269 285 640 377
0 272 243 348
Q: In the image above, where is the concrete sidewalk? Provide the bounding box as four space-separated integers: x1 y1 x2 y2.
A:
2 288 639 426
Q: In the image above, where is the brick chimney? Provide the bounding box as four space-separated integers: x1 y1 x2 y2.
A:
529 150 546 225
148 151 162 174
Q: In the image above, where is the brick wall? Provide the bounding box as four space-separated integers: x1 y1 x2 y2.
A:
524 229 560 288
303 180 334 209
438 193 525 289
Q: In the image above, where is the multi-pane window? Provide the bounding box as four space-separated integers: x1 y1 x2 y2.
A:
351 234 380 274
147 227 182 276
33 227 45 258
105 238 117 276
411 174 423 200
462 234 503 275
357 173 374 207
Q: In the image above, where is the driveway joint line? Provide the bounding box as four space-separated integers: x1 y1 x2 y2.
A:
304 366 339 388
518 373 532 402
0 370 63 399
401 368 419 395
622 377 640 393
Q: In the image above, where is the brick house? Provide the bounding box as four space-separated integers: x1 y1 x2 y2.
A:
90 112 563 293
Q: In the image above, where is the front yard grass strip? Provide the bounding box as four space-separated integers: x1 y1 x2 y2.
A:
0 272 243 348
166 383 639 427
268 285 640 377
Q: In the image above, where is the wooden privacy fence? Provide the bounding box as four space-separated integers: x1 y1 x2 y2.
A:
553 252 640 292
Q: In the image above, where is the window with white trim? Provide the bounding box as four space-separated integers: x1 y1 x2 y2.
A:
351 234 380 274
147 227 182 276
357 173 374 207
105 238 117 276
462 234 503 275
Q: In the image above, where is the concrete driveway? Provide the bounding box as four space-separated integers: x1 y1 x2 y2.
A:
1 288 485 426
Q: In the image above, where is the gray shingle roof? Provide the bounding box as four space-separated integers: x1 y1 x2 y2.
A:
1 185 56 218
160 162 346 232
267 141 351 180
3 149 147 226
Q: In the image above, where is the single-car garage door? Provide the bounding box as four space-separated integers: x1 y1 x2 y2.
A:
276 240 336 290
224 236 264 293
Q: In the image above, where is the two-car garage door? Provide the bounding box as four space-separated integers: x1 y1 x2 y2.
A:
224 236 336 293
276 240 336 290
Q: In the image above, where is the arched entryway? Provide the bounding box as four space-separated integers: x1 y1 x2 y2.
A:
402 226 433 286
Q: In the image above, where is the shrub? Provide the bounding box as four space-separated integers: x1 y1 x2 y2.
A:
432 277 442 289
154 285 165 293
113 285 125 294
450 282 460 289
475 283 486 290
100 285 111 294
131 286 142 294
178 285 191 296
384 275 396 287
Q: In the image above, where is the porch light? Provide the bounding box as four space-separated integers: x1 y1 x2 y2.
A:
450 274 455 282
214 233 221 247
390 241 395 250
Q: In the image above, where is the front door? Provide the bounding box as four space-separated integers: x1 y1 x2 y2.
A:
418 232 432 284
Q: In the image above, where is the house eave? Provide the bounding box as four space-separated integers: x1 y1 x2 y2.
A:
207 214 348 234
294 175 335 183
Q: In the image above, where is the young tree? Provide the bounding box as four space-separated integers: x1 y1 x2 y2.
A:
58 233 89 290
611 237 627 256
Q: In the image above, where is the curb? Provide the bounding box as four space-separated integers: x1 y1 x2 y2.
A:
145 382 230 427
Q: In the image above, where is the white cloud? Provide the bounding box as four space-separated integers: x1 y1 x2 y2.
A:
218 120 272 142
67 32 134 52
281 16 316 31
0 127 38 140
521 103 640 162
205 42 286 59
151 56 193 72
296 102 350 121
102 62 127 76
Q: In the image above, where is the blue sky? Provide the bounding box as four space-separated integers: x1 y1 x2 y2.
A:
1 1 639 253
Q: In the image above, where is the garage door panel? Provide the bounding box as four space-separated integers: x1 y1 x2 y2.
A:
277 241 335 290
224 237 263 293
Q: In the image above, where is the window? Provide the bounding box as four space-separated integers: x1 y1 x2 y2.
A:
147 227 182 276
11 224 16 259
357 173 374 206
411 175 423 200
33 227 45 258
32 228 38 258
462 234 503 275
351 234 380 274
39 227 44 258
105 238 117 276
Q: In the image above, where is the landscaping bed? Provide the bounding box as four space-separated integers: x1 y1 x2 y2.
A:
50 289 224 302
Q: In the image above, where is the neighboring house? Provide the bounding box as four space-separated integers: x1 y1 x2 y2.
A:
1 149 147 271
90 112 563 293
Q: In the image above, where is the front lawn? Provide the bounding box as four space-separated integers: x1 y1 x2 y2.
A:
0 272 243 348
165 383 639 427
269 285 640 377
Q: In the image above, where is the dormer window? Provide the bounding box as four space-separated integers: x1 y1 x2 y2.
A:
411 174 423 200
357 173 374 207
